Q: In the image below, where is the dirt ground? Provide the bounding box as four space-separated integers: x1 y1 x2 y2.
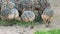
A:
0 0 60 34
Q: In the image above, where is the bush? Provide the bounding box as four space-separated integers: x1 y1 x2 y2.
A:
34 29 60 34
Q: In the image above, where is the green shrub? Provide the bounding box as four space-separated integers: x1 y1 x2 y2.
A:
34 29 60 34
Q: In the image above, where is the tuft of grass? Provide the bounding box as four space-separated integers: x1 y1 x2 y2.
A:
0 14 43 26
0 19 30 26
34 29 60 34
0 19 36 26
0 19 17 26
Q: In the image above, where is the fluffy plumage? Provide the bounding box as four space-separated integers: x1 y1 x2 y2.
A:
21 10 35 22
41 7 54 27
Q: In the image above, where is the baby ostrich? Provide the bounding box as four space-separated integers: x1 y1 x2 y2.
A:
16 10 35 28
1 0 19 20
21 10 35 22
41 6 54 27
14 0 38 17
33 0 54 27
